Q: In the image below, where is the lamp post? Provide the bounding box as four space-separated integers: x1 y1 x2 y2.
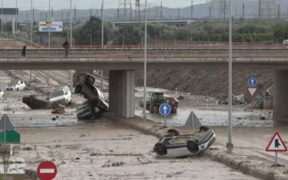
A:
70 0 73 48
100 0 104 90
227 0 234 153
143 0 148 119
15 0 18 33
48 0 51 48
1 0 3 36
30 0 33 43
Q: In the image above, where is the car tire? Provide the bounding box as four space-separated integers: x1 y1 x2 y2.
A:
200 126 209 132
187 140 199 153
171 107 177 113
74 85 82 94
154 143 167 156
166 128 180 137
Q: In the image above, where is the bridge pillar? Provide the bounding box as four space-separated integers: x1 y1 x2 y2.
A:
109 70 135 118
273 70 288 124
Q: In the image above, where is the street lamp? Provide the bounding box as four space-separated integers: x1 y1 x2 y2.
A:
70 0 72 48
30 0 33 43
48 0 51 48
143 0 148 119
227 0 234 153
1 0 3 36
100 0 104 90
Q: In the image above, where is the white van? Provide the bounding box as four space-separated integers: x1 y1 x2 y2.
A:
48 86 72 106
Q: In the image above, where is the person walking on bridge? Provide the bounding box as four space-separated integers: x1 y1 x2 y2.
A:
22 45 27 57
62 40 69 58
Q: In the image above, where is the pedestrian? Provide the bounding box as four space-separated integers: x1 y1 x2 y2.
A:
62 40 69 58
22 45 27 57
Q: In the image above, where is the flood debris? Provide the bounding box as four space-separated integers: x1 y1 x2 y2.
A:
22 95 51 110
153 126 216 158
48 85 72 106
74 74 108 120
22 86 72 111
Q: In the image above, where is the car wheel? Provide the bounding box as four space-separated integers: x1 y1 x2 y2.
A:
154 143 167 156
187 140 199 153
200 126 209 132
171 107 177 113
166 128 180 137
75 85 82 94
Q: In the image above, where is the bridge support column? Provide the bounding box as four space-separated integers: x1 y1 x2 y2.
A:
273 70 288 124
109 70 135 118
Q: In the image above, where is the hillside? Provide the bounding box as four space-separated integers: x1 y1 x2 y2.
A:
136 68 273 98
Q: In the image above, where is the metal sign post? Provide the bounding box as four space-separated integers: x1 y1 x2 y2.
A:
159 103 171 127
266 132 288 165
226 0 234 153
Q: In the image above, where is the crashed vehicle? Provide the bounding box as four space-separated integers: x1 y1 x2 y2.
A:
74 74 109 120
48 86 72 106
22 86 72 113
153 126 216 158
6 80 26 91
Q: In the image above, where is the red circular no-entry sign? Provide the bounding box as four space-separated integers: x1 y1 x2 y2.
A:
37 161 57 180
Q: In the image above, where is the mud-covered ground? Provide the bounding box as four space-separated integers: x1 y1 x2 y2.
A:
0 70 268 179
13 122 259 180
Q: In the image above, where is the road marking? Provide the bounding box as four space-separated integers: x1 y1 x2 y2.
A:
40 168 55 173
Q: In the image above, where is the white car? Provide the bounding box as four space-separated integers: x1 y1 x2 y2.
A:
283 39 288 45
0 89 4 98
48 86 72 106
153 127 216 158
6 80 26 91
15 81 26 91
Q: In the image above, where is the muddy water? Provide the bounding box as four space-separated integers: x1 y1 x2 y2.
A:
136 108 273 127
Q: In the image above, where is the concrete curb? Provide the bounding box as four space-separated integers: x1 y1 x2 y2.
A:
105 113 288 180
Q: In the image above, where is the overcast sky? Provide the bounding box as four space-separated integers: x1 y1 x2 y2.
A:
2 0 208 10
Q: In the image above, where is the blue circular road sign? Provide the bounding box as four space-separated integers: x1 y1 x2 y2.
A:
159 103 171 116
248 77 257 87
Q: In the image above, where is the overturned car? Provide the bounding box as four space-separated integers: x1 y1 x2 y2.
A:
153 126 216 158
74 74 109 120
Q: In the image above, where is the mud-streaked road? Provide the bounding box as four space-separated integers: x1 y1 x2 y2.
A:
12 120 258 180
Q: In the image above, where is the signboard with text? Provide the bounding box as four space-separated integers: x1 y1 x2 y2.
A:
39 21 63 32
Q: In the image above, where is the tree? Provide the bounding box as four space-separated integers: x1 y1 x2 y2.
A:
113 24 143 45
74 16 113 45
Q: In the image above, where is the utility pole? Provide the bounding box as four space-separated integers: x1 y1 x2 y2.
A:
258 0 261 18
277 3 280 19
15 0 18 33
130 0 132 20
160 1 163 20
191 0 193 19
135 0 141 21
48 0 51 48
177 7 180 19
1 0 3 36
242 3 245 19
143 0 148 120
70 0 73 48
101 0 104 90
227 0 233 153
30 0 33 43
209 4 212 18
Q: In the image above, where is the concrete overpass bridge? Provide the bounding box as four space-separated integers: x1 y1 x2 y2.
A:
1 47 288 124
